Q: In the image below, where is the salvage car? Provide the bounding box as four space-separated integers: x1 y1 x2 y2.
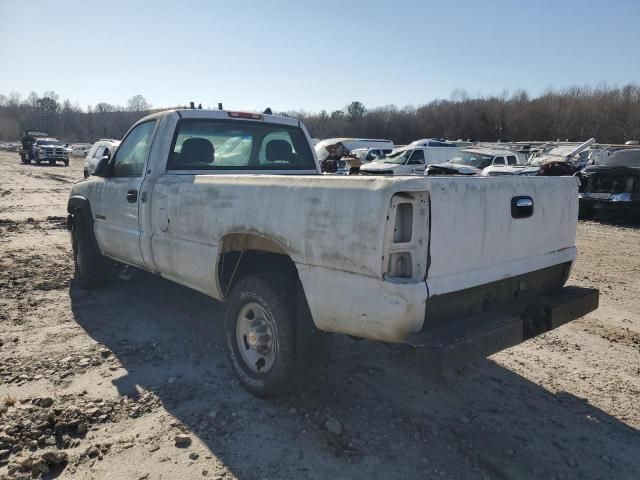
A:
67 108 599 397
577 149 640 218
483 139 595 177
360 144 461 175
426 148 522 176
83 139 121 178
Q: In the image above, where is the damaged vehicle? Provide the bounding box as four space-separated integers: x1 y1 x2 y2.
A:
426 148 523 176
315 138 393 174
360 143 462 175
67 108 598 397
577 149 640 218
483 139 595 177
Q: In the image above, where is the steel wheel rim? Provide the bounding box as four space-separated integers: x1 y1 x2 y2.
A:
235 302 277 374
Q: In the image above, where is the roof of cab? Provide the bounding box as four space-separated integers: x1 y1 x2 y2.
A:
171 108 301 127
462 147 516 157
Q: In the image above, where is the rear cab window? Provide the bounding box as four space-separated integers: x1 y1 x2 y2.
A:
507 155 517 165
168 120 316 171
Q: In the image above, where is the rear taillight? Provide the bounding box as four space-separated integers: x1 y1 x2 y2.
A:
382 192 429 281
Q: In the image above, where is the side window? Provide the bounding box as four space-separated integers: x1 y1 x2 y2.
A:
94 145 105 158
408 150 425 164
507 155 517 165
112 121 157 177
493 156 505 165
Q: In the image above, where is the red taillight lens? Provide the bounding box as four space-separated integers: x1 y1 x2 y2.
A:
227 111 263 120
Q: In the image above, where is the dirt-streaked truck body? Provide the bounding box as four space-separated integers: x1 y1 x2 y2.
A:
67 109 598 396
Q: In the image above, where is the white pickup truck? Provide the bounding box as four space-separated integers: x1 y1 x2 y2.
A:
67 109 598 397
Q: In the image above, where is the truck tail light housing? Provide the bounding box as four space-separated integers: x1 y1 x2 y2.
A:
382 192 429 281
388 252 413 278
393 203 413 243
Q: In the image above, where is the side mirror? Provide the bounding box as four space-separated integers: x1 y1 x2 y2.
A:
93 156 110 177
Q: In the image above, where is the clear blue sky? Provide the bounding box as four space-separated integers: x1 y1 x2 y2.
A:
1 0 639 112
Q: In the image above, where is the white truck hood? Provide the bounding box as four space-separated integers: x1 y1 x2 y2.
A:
430 162 480 175
482 165 540 176
360 161 398 172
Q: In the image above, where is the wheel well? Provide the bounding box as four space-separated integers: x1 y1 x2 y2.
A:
217 233 331 369
218 233 297 298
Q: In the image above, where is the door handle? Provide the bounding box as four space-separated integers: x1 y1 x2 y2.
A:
126 189 138 203
511 196 534 218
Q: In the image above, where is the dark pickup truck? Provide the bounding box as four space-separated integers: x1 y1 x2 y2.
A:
19 130 69 166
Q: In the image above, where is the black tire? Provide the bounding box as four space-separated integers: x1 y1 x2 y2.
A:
578 204 594 220
49 160 55 166
225 274 296 398
83 170 89 179
64 159 69 166
71 212 114 289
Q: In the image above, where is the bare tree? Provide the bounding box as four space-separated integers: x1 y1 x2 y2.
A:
126 94 151 112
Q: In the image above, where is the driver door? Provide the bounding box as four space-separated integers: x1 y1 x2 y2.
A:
92 120 157 267
407 149 426 174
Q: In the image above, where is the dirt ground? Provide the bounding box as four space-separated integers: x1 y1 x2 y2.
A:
0 151 638 480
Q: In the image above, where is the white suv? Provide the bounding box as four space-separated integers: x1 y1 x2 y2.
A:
83 139 120 178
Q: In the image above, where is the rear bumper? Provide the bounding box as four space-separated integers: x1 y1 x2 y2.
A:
579 196 640 213
406 286 599 374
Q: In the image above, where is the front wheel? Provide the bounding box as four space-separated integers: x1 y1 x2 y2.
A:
71 212 114 289
64 159 69 166
225 274 297 397
49 160 55 166
578 204 594 220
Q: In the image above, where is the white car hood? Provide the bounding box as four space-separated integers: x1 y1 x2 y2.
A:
360 161 398 171
430 162 480 175
482 165 540 176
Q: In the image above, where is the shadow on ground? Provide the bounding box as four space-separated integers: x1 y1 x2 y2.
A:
70 272 640 480
582 212 640 229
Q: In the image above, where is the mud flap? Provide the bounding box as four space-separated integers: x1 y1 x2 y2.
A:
295 278 331 370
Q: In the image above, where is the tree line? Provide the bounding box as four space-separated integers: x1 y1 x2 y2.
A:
1 84 639 144
0 92 154 143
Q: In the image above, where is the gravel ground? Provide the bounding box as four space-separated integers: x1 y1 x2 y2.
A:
0 151 639 480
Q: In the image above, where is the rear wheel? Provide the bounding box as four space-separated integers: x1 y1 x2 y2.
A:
64 159 69 166
49 160 55 166
225 274 297 397
578 204 594 220
71 212 114 289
